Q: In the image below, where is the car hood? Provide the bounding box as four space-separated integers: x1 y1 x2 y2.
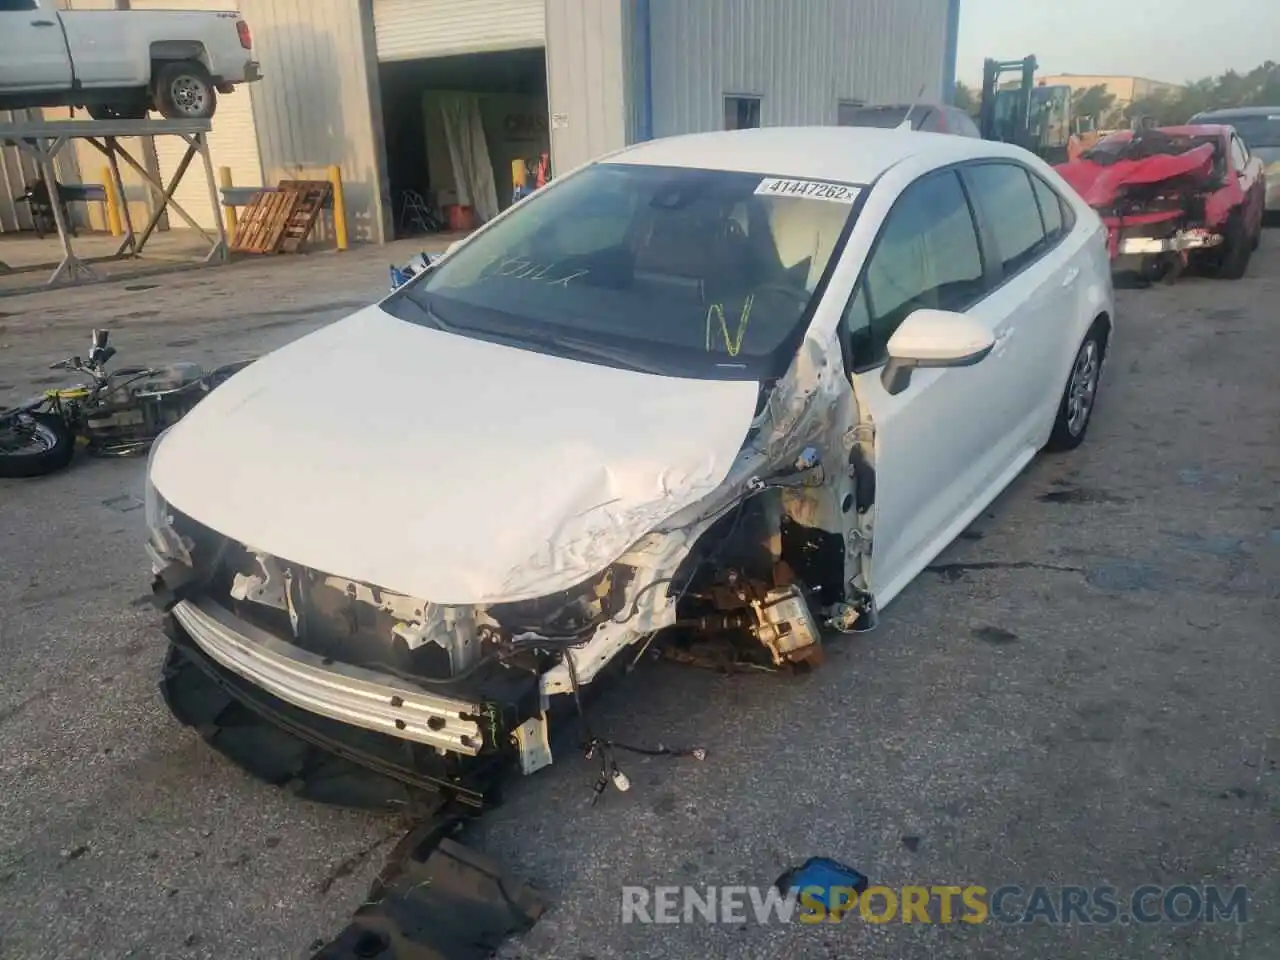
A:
150 305 760 604
1055 142 1217 208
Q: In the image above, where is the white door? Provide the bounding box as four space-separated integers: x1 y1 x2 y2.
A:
960 161 1079 451
841 169 1021 606
373 0 544 61
0 3 74 90
130 0 262 231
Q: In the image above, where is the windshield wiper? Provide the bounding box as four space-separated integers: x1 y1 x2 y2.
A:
400 294 679 375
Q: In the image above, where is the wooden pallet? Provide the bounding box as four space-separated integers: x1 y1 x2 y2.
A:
230 188 300 254
275 179 332 253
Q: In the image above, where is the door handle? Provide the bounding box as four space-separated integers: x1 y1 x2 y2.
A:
31 20 57 27
1061 267 1080 287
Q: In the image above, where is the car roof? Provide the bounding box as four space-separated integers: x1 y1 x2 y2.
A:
1192 106 1280 119
606 126 1013 184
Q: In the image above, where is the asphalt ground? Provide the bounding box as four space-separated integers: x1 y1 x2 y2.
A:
0 238 1276 959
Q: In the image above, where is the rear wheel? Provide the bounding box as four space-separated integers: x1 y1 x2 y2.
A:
0 412 76 478
1045 324 1105 453
153 60 217 120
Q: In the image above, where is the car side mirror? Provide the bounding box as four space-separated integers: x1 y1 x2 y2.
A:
881 309 995 396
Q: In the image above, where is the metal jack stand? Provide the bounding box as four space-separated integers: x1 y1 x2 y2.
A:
0 118 227 287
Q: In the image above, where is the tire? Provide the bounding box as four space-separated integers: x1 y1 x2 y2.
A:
1045 323 1105 453
87 102 148 121
1214 212 1252 280
0 412 76 478
153 60 217 120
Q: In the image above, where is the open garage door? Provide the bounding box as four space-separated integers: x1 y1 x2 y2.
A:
374 0 545 61
130 0 262 231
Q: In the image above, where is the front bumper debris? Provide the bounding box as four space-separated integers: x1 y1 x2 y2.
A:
171 597 486 755
311 830 546 960
1116 228 1223 255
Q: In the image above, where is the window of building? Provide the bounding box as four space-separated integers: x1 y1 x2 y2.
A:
724 96 761 130
843 170 985 368
964 163 1048 276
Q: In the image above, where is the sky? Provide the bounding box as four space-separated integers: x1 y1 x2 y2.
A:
956 0 1279 87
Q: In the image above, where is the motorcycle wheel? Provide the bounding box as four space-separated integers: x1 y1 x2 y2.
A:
0 413 77 478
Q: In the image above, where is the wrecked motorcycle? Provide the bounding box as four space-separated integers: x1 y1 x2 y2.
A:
0 329 251 479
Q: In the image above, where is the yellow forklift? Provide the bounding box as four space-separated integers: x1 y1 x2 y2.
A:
978 55 1074 163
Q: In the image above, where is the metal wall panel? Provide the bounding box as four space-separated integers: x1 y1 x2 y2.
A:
373 0 544 61
0 111 44 234
238 0 388 242
544 0 630 175
646 0 950 137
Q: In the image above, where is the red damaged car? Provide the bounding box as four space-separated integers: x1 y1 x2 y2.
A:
1055 124 1265 281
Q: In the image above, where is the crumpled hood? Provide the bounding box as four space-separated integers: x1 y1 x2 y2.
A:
150 305 760 604
1055 142 1216 208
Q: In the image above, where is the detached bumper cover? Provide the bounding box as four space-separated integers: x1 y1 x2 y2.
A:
171 598 486 755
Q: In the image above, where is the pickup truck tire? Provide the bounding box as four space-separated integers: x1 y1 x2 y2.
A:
1214 212 1252 280
154 60 217 120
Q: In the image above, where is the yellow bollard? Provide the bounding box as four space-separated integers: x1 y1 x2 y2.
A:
327 164 349 251
218 166 238 236
101 166 123 237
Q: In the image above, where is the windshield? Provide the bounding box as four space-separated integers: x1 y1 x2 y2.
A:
1083 130 1222 166
386 163 860 380
1212 114 1280 149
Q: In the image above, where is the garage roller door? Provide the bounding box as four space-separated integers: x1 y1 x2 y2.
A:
129 0 262 231
374 0 545 62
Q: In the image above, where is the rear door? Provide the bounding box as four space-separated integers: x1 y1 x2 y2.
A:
961 161 1078 445
0 1 73 91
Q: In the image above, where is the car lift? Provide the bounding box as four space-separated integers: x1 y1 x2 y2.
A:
0 117 227 286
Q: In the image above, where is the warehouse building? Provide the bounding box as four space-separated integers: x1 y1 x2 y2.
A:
2 0 960 244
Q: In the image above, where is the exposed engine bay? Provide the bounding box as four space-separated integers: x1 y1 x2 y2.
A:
1054 127 1251 281
150 361 878 807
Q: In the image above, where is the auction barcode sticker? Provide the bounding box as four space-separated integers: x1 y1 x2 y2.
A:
754 178 861 204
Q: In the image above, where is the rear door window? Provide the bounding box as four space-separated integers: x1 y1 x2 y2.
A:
1029 174 1065 241
843 170 986 368
964 163 1049 276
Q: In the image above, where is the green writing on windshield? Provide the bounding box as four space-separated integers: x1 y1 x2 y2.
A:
705 295 755 357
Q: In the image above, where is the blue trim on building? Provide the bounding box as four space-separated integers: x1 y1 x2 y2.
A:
636 0 654 140
943 0 961 104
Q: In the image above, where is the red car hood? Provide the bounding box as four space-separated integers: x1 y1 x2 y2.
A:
1055 142 1216 208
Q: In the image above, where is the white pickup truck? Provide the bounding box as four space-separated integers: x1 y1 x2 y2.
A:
0 0 260 121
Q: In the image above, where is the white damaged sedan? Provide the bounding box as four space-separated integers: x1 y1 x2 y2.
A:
146 127 1113 807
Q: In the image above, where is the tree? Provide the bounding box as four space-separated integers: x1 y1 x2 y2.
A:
954 80 980 117
1123 60 1280 126
1071 84 1116 127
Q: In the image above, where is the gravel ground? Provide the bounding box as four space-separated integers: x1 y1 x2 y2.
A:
0 239 1276 959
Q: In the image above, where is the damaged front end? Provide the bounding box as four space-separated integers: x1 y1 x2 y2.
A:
1056 129 1236 280
147 322 874 810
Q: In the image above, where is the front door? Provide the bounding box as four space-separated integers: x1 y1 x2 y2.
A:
0 2 73 92
840 169 1018 607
